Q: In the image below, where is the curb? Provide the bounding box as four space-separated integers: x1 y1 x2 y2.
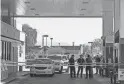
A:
3 73 29 84
21 73 29 76
3 77 17 84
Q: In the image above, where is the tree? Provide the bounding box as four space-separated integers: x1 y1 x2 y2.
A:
83 44 90 55
22 24 37 53
91 39 103 55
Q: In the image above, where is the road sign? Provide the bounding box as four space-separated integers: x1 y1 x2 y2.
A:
118 69 124 80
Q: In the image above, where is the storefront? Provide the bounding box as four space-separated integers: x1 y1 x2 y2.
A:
1 21 20 80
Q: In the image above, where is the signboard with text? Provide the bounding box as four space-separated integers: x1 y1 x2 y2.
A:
118 69 124 80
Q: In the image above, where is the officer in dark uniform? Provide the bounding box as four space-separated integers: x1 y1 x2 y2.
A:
85 54 92 79
77 54 85 78
95 55 101 74
69 55 76 78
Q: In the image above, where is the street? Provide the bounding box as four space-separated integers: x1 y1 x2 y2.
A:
8 74 110 84
8 68 110 84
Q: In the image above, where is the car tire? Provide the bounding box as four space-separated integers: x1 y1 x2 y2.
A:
52 72 55 76
30 73 34 77
49 73 54 77
66 69 68 72
59 66 63 74
51 73 55 77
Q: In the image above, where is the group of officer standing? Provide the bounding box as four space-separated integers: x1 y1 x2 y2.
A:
69 54 93 79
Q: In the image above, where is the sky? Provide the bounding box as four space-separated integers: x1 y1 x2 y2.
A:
16 18 102 46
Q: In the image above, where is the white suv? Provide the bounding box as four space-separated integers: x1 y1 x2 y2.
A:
47 55 64 74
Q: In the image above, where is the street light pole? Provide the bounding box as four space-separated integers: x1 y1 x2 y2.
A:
50 38 53 47
59 43 60 47
73 42 75 55
42 35 44 57
43 35 48 46
88 42 93 56
42 35 44 47
45 37 47 47
80 44 82 54
43 35 48 57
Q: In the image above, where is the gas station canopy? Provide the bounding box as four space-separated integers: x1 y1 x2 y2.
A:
2 0 103 17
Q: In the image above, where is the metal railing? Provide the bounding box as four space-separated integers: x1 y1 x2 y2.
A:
1 61 123 84
1 61 124 66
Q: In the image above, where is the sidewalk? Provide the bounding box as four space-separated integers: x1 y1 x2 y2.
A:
1 71 29 84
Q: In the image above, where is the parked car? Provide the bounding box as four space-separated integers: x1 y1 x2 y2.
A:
30 58 55 77
47 55 64 73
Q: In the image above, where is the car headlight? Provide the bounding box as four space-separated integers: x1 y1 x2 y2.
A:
48 66 52 69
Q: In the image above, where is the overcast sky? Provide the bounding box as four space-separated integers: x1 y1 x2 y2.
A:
16 18 102 46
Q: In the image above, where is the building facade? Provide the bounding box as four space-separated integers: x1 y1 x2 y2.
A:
1 0 26 80
22 24 37 54
1 21 20 80
50 45 83 59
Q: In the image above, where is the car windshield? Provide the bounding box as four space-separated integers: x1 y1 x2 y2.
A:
34 59 52 64
48 56 61 60
62 56 67 60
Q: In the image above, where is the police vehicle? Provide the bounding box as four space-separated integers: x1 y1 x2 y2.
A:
30 58 55 77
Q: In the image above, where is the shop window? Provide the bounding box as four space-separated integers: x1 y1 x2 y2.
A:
5 42 7 60
9 42 11 60
1 41 11 61
19 46 22 57
3 41 6 60
1 41 4 59
20 53 21 57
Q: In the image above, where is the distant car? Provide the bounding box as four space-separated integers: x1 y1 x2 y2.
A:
30 58 55 77
47 55 64 73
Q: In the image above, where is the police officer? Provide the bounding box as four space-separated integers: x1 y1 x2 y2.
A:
69 55 76 78
77 54 85 78
85 54 92 79
95 55 101 74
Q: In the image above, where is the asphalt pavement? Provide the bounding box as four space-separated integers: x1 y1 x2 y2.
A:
8 68 110 84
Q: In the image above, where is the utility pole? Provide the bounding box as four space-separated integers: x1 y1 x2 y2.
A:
50 38 53 47
73 42 75 55
88 42 93 56
42 35 44 47
43 35 48 57
59 43 60 47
